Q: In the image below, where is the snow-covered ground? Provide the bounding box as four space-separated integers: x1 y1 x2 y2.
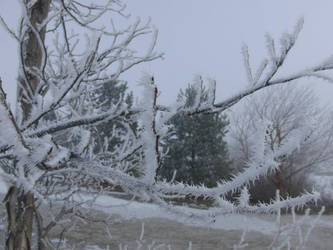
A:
82 194 277 234
1 182 333 249
58 193 333 249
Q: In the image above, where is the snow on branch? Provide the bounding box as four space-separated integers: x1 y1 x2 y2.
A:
1 4 332 247
0 81 29 157
25 106 136 138
158 18 333 117
138 74 160 185
241 43 253 85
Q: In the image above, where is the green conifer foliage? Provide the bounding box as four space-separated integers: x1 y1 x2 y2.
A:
91 80 135 155
160 85 232 187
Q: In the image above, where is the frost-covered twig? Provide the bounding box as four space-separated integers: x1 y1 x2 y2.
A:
1 3 333 249
268 192 325 250
117 223 172 250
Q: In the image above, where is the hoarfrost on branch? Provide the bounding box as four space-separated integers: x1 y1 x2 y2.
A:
0 1 332 248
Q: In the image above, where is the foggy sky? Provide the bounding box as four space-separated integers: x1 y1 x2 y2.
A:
1 0 333 107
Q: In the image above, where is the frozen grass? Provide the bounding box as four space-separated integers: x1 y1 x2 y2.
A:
0 191 332 249
53 193 332 249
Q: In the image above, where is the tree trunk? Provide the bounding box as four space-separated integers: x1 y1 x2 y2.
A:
5 1 51 249
17 0 50 123
4 187 35 250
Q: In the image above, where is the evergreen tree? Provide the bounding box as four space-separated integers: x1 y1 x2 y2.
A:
160 84 232 187
91 80 135 155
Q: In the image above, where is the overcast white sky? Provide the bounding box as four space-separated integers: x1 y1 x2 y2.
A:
1 0 333 106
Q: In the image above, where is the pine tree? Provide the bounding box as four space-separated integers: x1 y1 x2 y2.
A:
91 80 135 155
160 84 232 187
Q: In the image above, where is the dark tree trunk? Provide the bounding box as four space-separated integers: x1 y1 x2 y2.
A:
4 187 35 250
5 1 51 249
17 0 50 123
